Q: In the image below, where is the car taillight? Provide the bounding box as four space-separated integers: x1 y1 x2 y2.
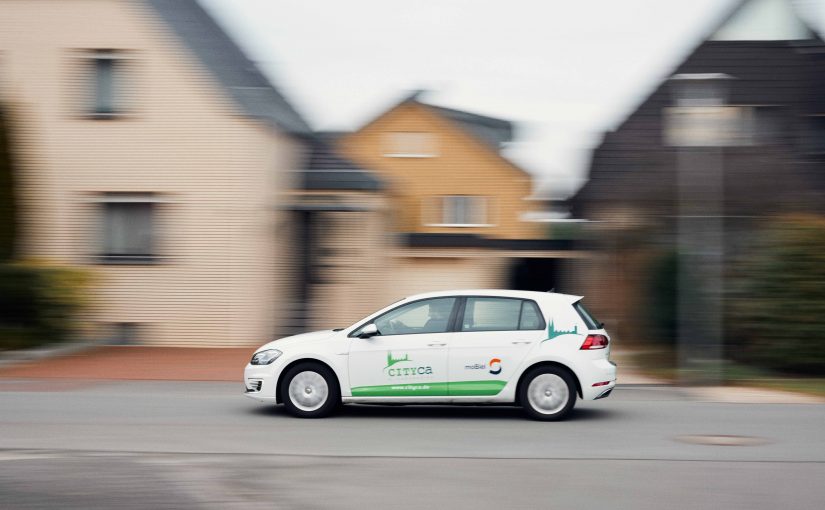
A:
580 334 609 350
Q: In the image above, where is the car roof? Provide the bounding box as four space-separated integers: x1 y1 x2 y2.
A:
401 289 583 304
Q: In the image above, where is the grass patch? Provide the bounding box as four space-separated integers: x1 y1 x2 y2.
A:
628 349 825 397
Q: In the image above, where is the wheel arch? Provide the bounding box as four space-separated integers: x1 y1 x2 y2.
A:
275 357 342 404
515 361 582 405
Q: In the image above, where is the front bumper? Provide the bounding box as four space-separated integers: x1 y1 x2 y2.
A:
243 363 279 403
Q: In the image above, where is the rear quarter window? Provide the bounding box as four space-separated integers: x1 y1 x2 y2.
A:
573 301 601 330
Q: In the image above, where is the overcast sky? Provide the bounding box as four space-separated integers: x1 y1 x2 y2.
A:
199 0 825 197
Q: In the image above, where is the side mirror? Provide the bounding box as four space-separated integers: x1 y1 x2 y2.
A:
358 323 379 338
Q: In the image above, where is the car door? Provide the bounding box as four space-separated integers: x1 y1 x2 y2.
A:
448 297 546 396
348 297 458 398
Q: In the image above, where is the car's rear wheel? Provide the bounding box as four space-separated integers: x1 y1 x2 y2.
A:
519 366 576 421
280 362 340 418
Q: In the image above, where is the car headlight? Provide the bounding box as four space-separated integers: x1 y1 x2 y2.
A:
250 349 282 365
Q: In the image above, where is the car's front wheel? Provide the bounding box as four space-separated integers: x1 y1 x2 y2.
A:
519 366 576 421
280 362 340 418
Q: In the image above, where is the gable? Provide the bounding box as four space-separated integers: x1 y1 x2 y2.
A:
146 0 310 135
711 0 812 41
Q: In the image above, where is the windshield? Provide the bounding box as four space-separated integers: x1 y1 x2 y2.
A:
573 300 601 330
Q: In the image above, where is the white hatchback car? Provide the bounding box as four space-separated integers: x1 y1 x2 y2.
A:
244 290 616 420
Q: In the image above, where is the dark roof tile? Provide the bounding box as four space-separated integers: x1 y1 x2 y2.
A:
146 0 311 135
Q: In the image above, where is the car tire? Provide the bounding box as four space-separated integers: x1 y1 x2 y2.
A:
280 362 340 418
519 366 576 421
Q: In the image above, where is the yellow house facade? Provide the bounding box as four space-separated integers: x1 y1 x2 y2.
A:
339 95 543 240
307 94 575 314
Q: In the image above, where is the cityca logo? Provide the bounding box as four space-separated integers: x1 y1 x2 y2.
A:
385 351 410 369
488 358 502 375
384 351 433 377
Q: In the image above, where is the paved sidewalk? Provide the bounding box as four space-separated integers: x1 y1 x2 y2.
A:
0 346 253 382
683 385 825 404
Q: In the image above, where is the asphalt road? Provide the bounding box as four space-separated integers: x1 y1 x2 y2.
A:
1 380 824 509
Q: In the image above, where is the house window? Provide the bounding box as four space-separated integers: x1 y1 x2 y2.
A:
100 196 156 263
89 51 122 116
664 105 781 147
383 132 437 157
426 195 490 227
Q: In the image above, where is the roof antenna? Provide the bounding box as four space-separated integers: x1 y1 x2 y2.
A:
547 288 555 293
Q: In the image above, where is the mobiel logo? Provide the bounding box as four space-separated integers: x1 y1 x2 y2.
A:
384 351 433 377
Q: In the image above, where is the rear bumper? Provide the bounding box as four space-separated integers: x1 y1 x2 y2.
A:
594 387 614 399
579 359 617 400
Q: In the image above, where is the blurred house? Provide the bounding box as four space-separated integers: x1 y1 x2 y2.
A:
0 1 578 345
309 93 585 321
0 0 314 346
282 94 587 333
570 0 825 341
283 138 388 333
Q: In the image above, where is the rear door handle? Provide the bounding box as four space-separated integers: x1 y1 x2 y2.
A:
428 343 447 347
512 341 532 345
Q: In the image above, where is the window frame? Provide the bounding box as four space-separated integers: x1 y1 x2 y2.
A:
348 296 461 338
86 50 124 119
382 132 438 158
348 295 547 338
96 193 160 265
424 195 494 228
456 296 547 333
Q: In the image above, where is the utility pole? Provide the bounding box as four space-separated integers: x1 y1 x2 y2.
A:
666 73 733 386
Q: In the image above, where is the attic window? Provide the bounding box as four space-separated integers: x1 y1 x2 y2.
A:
383 132 437 158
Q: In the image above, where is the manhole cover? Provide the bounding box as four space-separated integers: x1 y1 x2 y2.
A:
674 434 771 446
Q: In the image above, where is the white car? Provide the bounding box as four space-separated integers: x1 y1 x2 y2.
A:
244 290 616 421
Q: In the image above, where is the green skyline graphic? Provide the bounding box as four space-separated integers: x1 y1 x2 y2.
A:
545 320 581 341
385 351 410 369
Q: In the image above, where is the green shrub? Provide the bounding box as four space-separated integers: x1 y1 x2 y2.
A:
645 250 678 352
729 215 825 374
0 261 91 350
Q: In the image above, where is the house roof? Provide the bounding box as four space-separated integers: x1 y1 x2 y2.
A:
424 103 514 148
572 0 825 218
146 0 311 135
302 139 383 192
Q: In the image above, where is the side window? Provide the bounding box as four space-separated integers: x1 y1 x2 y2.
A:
461 297 522 332
519 300 545 330
371 297 456 336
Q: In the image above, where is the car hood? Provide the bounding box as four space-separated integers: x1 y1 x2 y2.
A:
255 329 339 352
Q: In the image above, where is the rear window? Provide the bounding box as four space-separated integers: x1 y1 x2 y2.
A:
573 301 601 330
461 297 546 332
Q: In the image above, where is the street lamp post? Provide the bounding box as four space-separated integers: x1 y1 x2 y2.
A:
667 73 733 386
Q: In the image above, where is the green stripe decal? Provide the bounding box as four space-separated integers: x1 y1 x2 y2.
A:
351 380 506 397
448 380 507 396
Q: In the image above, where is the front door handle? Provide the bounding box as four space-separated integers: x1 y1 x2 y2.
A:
512 341 532 345
428 343 447 347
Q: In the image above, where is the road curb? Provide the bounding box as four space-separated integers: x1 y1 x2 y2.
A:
0 340 104 369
